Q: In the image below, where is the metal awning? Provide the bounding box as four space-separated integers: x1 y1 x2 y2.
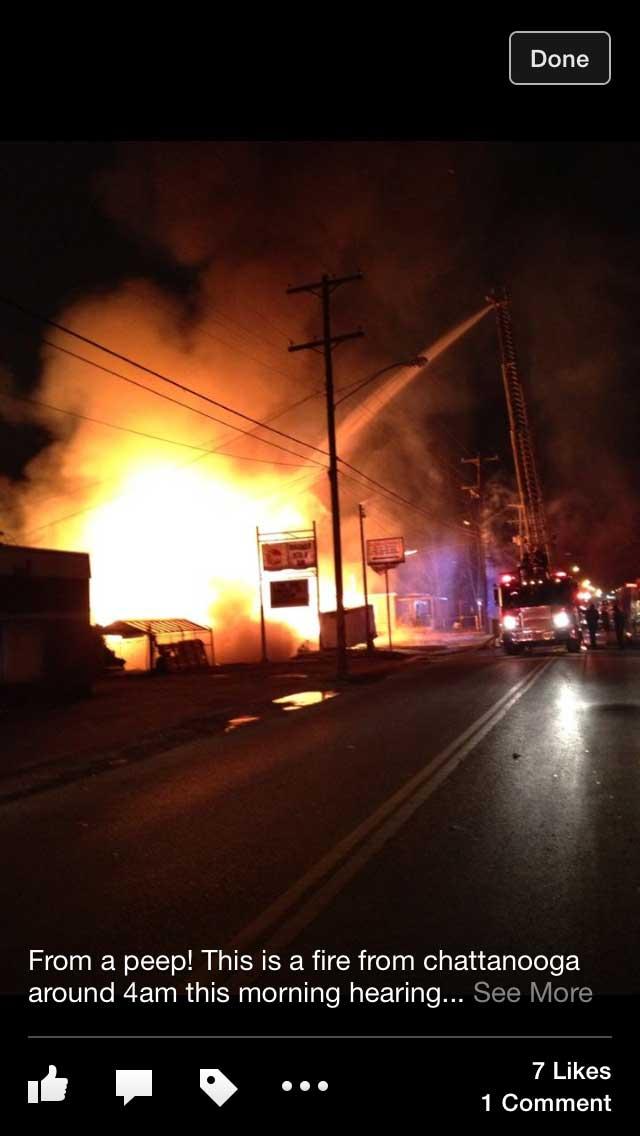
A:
101 618 211 638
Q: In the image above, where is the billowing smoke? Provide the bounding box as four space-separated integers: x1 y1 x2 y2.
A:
5 280 334 660
1 145 484 658
1 141 637 659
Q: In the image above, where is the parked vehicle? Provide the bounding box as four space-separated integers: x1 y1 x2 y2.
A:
614 581 640 644
496 571 582 654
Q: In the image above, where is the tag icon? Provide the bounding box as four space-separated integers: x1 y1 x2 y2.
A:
200 1068 238 1106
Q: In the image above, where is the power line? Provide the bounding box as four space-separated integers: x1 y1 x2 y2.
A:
189 315 300 380
338 478 427 539
435 417 473 459
335 371 467 487
0 391 318 468
2 297 471 548
338 454 469 537
15 406 330 544
2 307 328 466
18 437 468 548
205 308 290 353
124 284 318 381
132 281 299 374
0 325 335 516
31 336 329 469
200 381 326 458
338 461 463 536
0 293 329 458
21 449 321 543
337 464 469 539
26 451 326 545
2 298 464 489
18 423 470 549
219 301 292 344
6 368 470 546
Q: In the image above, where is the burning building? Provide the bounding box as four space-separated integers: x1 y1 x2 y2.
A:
101 616 215 671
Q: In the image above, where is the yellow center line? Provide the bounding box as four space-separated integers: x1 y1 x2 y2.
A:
230 657 556 953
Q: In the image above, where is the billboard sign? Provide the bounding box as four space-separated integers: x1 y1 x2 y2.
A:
366 536 405 572
270 578 310 608
262 539 317 571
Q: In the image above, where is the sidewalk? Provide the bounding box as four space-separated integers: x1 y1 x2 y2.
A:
0 635 493 801
392 630 495 653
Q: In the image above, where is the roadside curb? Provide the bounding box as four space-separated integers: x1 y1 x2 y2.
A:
0 638 495 804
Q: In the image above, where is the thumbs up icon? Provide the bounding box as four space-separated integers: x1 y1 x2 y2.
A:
27 1065 69 1103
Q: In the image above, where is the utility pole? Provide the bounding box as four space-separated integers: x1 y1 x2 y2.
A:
287 273 364 679
358 503 375 654
256 526 268 663
384 567 393 652
461 454 499 633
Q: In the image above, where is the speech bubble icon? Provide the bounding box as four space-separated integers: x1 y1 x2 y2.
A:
115 1069 153 1106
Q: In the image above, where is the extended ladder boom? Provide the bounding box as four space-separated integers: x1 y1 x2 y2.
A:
489 287 550 562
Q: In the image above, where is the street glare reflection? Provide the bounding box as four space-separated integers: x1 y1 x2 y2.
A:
273 690 339 711
556 682 585 744
225 715 260 733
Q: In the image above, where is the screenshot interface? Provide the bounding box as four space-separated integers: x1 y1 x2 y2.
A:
3 24 638 1124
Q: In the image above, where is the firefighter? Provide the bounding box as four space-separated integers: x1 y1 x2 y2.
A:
585 601 599 648
532 545 549 577
600 605 611 634
612 601 626 649
520 550 533 581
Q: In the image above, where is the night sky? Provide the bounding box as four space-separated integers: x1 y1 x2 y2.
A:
0 140 638 584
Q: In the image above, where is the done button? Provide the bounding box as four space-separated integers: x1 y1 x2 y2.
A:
510 31 611 85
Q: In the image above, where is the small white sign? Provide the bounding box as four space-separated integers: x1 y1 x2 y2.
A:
366 536 405 569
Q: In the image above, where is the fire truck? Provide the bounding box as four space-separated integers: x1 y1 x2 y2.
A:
496 569 583 654
615 581 640 644
487 288 595 658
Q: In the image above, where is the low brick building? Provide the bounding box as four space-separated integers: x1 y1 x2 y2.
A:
0 543 93 690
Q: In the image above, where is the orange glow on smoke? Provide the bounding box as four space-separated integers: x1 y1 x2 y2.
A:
12 283 462 661
80 457 336 651
21 439 367 660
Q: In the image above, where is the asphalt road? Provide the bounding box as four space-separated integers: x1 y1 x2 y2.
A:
3 647 639 993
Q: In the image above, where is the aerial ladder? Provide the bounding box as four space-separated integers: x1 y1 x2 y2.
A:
488 286 550 570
